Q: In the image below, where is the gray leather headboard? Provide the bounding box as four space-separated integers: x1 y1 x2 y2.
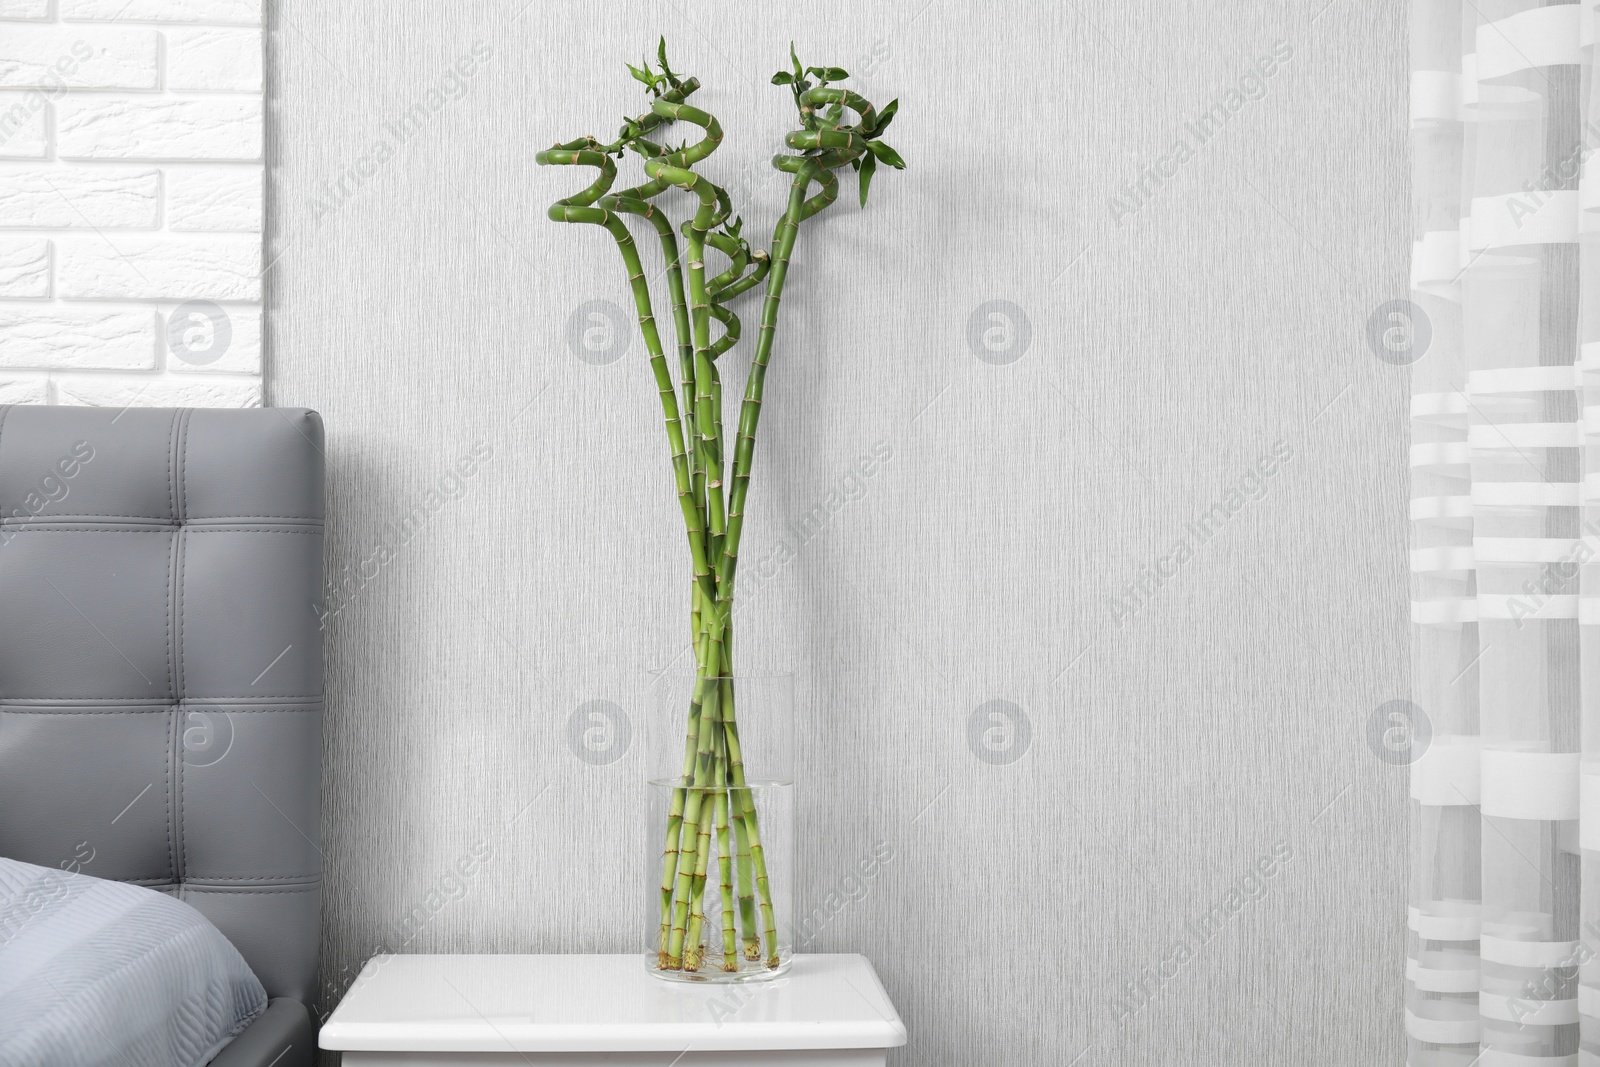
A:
0 405 325 1005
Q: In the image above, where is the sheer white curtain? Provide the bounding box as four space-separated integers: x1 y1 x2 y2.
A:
1410 1 1596 1063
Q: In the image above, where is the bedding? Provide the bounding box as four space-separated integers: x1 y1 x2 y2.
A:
0 857 266 1067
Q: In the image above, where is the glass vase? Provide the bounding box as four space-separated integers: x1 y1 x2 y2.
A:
644 670 794 983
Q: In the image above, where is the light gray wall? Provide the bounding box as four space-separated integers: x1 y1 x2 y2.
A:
267 2 1409 1063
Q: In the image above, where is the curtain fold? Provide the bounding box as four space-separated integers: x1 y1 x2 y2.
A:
1409 1 1594 1063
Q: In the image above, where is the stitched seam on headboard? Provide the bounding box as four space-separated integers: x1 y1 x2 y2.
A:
166 410 177 523
175 710 187 885
0 705 323 712
182 885 321 895
0 527 323 535
175 540 187 700
0 700 324 710
163 706 175 887
175 410 190 887
0 515 325 522
162 414 178 886
183 883 320 889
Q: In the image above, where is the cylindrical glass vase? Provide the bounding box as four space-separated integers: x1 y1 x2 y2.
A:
644 671 794 983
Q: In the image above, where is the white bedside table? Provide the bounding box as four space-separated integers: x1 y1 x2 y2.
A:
319 953 907 1066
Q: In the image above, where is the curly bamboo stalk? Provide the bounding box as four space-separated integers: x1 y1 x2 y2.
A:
540 42 904 977
534 150 719 625
598 192 694 398
708 147 859 974
643 163 727 563
601 85 758 959
702 79 882 972
600 187 704 646
537 145 719 970
644 150 736 974
618 96 721 566
715 86 884 602
714 158 822 617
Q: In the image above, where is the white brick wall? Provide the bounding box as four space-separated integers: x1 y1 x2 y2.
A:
0 0 262 407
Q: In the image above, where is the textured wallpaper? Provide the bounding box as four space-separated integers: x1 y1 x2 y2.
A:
267 2 1410 1064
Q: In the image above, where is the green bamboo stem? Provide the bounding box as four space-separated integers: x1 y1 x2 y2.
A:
715 253 770 300
666 644 722 967
685 784 714 968
678 701 718 969
598 189 695 406
684 645 737 966
718 689 779 965
617 220 719 621
714 159 825 608
716 642 760 961
773 156 840 220
683 730 723 967
656 687 703 966
707 304 739 357
616 96 710 532
713 728 738 971
684 896 706 972
599 187 704 643
716 84 878 602
657 631 716 966
705 230 748 293
729 746 760 955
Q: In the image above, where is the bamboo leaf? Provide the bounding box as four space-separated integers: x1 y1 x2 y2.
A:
657 38 682 88
790 42 802 79
871 98 898 136
857 151 877 206
771 71 793 85
867 139 906 168
824 66 849 80
627 62 653 86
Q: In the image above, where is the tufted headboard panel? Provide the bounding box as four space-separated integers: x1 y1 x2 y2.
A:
0 405 325 1004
